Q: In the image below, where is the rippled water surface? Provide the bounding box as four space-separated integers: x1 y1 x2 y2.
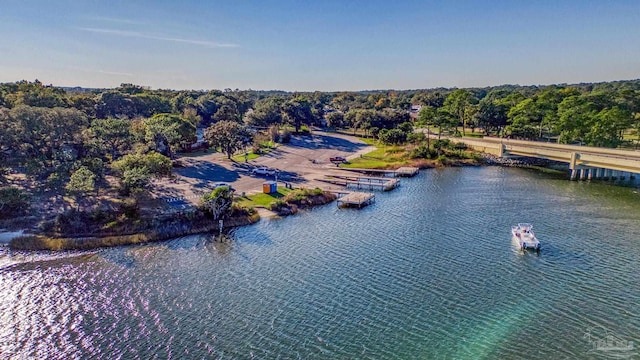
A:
2 167 640 359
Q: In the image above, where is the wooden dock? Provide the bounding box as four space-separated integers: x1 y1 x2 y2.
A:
395 167 420 177
320 175 400 191
338 167 419 177
336 192 375 208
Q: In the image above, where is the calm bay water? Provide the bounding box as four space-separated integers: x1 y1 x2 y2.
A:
1 167 640 359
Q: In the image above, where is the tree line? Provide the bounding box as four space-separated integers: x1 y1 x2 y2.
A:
1 79 639 217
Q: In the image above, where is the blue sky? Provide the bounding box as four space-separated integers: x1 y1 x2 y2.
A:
0 0 638 91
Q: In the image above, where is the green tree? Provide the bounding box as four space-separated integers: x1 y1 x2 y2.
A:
325 112 345 129
283 96 314 132
194 92 223 124
143 113 197 157
352 109 376 135
182 107 202 127
111 152 171 194
6 80 68 108
132 93 172 117
585 107 633 147
87 118 132 159
95 90 135 119
378 128 407 145
507 98 543 139
213 101 240 123
0 187 30 219
555 95 597 144
201 187 234 221
2 105 88 178
65 166 96 209
418 105 438 147
204 120 253 159
120 167 151 195
443 89 474 136
245 97 285 127
111 152 172 178
432 108 457 139
474 99 508 136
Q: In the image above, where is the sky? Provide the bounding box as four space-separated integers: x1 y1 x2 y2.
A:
0 0 639 91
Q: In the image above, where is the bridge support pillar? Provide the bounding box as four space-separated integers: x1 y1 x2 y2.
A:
569 152 579 180
569 152 578 170
604 169 611 180
587 168 593 180
580 168 587 180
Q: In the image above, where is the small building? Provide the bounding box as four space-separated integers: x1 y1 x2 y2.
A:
263 181 277 194
409 104 422 119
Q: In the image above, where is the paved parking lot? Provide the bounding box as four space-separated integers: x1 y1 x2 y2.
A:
153 131 374 207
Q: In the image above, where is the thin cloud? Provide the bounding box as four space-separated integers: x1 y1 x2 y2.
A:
97 70 134 77
79 27 240 48
88 16 145 25
62 66 135 77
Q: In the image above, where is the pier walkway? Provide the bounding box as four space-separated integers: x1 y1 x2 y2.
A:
338 167 419 177
320 175 400 191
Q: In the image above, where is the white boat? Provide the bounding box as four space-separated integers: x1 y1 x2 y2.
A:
511 223 540 251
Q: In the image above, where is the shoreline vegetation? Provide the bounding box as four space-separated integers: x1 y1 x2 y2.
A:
7 187 336 251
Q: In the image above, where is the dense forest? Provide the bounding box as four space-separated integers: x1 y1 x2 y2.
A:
1 79 639 219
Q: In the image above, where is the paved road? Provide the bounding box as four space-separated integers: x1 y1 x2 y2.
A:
152 131 375 207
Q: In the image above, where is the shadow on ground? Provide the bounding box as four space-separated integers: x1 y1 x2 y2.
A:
176 160 240 188
288 133 368 152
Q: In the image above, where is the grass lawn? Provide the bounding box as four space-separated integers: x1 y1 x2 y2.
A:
231 151 261 162
230 141 277 162
357 137 377 145
341 146 409 169
235 187 293 208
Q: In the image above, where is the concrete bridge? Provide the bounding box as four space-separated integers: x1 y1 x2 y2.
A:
455 137 640 180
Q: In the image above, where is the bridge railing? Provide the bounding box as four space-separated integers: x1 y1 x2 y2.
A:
467 137 640 159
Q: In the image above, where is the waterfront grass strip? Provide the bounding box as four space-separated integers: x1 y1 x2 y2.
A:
235 187 293 208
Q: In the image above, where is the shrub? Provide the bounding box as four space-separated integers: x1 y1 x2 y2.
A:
119 197 140 219
452 142 468 150
51 208 118 236
407 132 426 144
269 199 288 211
410 144 437 159
398 122 414 133
298 125 311 135
267 125 280 142
0 187 30 219
379 128 407 145
112 152 171 178
280 129 292 143
432 139 451 149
